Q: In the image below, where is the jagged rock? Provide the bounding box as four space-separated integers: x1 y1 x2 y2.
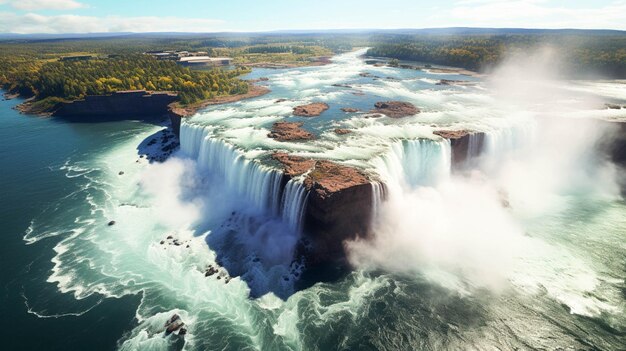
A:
340 107 360 113
292 102 329 117
164 314 184 335
334 128 352 135
107 220 116 226
268 122 315 141
371 101 419 118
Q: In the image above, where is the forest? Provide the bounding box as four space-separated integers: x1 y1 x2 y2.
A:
2 30 626 112
366 34 626 77
0 54 250 109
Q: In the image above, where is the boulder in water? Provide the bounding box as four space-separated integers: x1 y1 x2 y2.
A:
371 101 419 118
268 122 315 141
164 314 184 335
340 107 360 113
292 102 329 117
107 220 116 226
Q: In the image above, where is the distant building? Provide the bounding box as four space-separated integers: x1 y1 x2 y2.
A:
178 56 232 66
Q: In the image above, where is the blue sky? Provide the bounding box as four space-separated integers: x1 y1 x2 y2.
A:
0 0 625 33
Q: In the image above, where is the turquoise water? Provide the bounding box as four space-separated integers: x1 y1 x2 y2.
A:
1 49 626 350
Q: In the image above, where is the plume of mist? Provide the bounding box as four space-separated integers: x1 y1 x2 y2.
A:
347 46 621 292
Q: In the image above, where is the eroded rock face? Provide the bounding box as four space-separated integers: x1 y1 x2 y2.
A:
273 154 377 266
371 101 419 118
268 122 315 141
293 102 329 117
434 130 486 167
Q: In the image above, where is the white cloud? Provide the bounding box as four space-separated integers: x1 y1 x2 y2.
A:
0 0 86 10
448 0 626 29
0 12 225 33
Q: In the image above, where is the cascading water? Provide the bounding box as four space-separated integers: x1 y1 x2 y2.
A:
373 138 452 192
180 122 309 229
280 178 309 233
370 181 386 224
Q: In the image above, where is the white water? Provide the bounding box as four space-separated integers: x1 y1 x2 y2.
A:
20 48 626 350
181 122 308 225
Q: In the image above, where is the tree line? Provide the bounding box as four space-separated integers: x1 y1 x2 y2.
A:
366 34 626 77
0 54 250 106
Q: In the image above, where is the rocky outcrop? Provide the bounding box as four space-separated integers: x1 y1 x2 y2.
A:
436 79 477 86
54 90 179 121
434 130 486 167
371 101 419 118
273 154 377 266
272 153 316 176
268 122 315 141
340 107 360 113
334 128 352 135
293 102 329 117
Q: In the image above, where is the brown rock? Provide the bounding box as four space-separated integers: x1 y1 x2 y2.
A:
371 101 419 118
272 153 316 177
303 161 375 265
267 122 314 142
293 102 329 117
340 108 360 113
334 128 352 135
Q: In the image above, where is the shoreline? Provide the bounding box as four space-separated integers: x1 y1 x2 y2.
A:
168 82 270 118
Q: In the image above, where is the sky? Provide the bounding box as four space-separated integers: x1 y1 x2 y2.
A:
0 0 625 34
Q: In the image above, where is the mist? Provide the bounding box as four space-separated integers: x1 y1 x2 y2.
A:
347 46 622 293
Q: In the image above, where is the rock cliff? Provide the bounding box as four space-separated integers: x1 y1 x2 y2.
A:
272 153 377 266
54 90 178 121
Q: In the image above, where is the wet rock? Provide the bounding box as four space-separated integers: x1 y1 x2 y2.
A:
204 266 219 277
107 220 116 226
118 171 124 175
332 83 353 89
178 328 187 336
268 122 315 142
371 101 419 118
164 314 184 335
292 102 329 117
275 98 288 103
606 103 624 110
340 107 360 113
334 128 352 135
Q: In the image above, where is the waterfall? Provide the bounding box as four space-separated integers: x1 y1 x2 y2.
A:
281 179 309 233
481 123 535 172
180 122 309 230
370 181 386 224
374 138 452 191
